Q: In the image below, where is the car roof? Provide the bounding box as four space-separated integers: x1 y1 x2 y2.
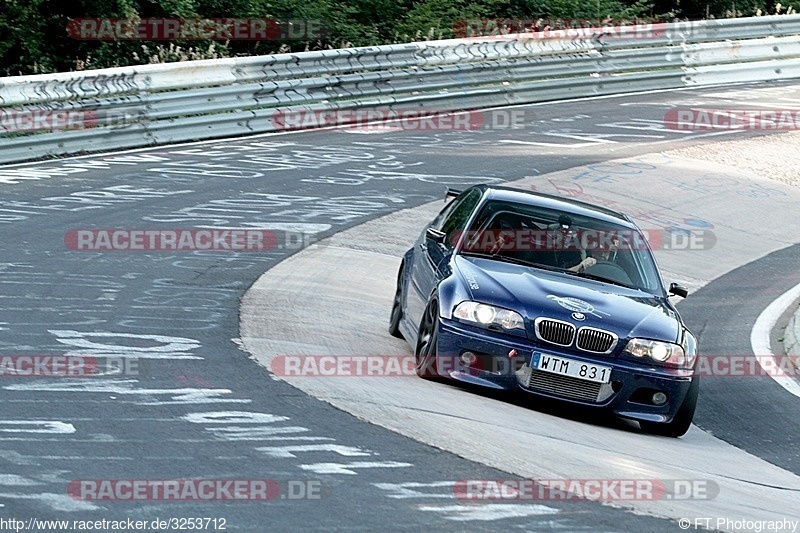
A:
478 184 636 228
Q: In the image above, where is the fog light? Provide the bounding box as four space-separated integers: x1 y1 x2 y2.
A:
460 352 477 366
652 392 668 405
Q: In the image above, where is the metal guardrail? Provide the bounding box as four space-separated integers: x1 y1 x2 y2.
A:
2 14 800 164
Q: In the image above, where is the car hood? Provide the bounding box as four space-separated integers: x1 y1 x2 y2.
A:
455 255 680 343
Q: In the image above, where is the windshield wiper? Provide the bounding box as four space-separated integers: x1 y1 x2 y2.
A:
461 251 558 271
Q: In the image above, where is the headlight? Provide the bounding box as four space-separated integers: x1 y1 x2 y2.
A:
680 331 698 369
624 338 693 368
454 301 525 331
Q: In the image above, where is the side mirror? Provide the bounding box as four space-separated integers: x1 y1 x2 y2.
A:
669 282 689 298
426 227 446 244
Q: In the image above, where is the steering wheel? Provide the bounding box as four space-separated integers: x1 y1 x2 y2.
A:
584 261 633 286
489 220 515 255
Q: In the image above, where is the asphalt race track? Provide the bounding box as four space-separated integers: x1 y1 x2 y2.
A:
680 243 800 473
1 82 799 532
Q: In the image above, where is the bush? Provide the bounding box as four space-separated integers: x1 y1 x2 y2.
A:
0 0 778 76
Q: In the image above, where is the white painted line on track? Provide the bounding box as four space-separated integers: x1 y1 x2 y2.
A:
750 280 800 399
373 481 457 499
0 492 99 511
416 503 558 522
298 461 413 475
0 475 39 486
0 421 75 434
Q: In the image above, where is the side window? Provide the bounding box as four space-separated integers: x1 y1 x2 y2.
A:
435 189 482 249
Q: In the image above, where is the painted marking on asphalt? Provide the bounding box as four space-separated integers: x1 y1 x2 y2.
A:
205 426 320 440
50 330 202 359
298 461 413 475
182 411 289 424
0 492 99 511
256 444 372 459
0 451 40 465
0 475 39 486
599 119 693 133
416 503 558 521
750 281 800 399
182 410 331 441
374 481 457 499
97 290 117 301
0 421 75 434
3 380 249 404
197 223 330 232
497 136 616 147
344 127 405 134
0 452 133 465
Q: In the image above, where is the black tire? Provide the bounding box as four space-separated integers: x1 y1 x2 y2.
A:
414 301 440 379
640 378 699 438
388 267 404 339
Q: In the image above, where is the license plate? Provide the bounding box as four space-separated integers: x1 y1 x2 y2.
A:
532 352 611 384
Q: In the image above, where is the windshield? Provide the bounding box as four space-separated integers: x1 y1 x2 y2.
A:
458 199 664 294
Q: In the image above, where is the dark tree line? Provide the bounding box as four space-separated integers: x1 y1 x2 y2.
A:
1 0 795 76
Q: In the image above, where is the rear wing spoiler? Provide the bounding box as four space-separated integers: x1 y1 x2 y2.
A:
445 187 463 199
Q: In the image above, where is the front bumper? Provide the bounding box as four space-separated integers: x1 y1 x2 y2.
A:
435 318 695 424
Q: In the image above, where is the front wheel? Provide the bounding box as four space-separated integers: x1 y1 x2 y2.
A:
640 378 699 438
414 301 440 379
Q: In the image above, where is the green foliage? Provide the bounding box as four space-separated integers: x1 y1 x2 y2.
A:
392 0 491 41
0 0 788 76
529 0 651 18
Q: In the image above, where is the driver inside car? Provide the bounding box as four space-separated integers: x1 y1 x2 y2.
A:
546 214 583 271
574 236 620 271
568 255 596 272
568 234 621 272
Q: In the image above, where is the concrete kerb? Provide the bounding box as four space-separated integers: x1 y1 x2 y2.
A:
783 300 800 370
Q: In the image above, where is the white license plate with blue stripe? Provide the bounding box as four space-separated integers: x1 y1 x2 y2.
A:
532 352 611 384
